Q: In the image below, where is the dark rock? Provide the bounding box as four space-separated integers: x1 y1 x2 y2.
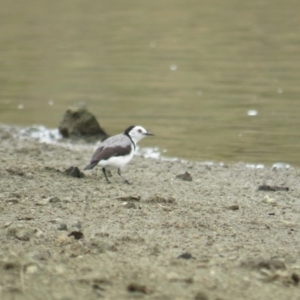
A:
116 195 141 202
258 185 289 192
58 106 108 140
195 291 209 300
291 273 299 285
127 283 147 294
176 171 193 181
48 196 61 203
68 231 84 240
178 252 194 260
65 166 84 178
17 216 34 221
228 205 239 211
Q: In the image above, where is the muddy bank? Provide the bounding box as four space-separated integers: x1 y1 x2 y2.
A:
0 130 300 300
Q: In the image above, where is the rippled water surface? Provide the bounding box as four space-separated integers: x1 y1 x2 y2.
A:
1 0 300 166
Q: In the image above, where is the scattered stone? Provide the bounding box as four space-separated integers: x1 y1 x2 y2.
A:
258 184 289 192
257 259 286 270
68 231 84 240
6 226 34 241
36 196 61 206
149 244 160 256
6 199 19 204
127 283 147 294
195 291 209 300
48 196 61 203
49 218 63 224
25 264 39 274
65 166 84 178
2 261 21 271
34 228 46 239
17 216 34 221
184 277 194 284
281 220 296 227
44 166 61 174
5 167 25 176
228 205 239 211
55 234 73 246
6 227 18 239
291 273 300 285
178 252 194 260
88 238 116 253
272 163 290 170
57 223 68 231
167 272 193 283
92 283 104 297
146 194 176 204
71 221 82 230
27 173 34 179
10 193 21 199
176 171 193 181
3 222 12 228
58 106 108 139
35 198 49 206
123 202 136 209
255 268 296 284
158 203 173 212
32 250 51 261
16 228 34 241
0 130 13 139
167 272 181 281
242 258 286 271
116 195 141 202
262 195 276 206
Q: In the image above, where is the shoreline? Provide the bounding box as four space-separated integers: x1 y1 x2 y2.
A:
0 123 293 169
1 125 300 299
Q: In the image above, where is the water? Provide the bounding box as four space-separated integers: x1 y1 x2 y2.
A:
1 0 300 166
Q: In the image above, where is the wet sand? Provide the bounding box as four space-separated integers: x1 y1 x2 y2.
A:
1 128 300 300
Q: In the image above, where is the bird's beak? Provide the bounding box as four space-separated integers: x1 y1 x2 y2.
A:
144 132 154 136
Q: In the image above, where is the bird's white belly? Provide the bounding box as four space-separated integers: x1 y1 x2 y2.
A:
98 150 135 169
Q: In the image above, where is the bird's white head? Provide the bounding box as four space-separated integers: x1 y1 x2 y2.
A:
124 125 154 144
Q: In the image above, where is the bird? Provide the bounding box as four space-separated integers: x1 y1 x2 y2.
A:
84 125 154 184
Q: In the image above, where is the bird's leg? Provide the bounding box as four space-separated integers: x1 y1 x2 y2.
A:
118 168 131 185
102 168 111 183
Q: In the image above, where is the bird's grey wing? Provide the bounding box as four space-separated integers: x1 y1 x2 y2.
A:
102 134 131 148
84 146 105 170
84 135 132 170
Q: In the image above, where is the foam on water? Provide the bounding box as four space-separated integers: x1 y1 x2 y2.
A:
6 125 164 160
1 125 293 167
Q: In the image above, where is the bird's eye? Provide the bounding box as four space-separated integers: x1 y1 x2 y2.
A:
138 129 142 133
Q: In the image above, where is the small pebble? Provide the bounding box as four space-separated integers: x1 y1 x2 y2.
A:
195 291 209 300
57 223 68 231
228 205 239 211
176 171 193 182
68 231 84 240
127 283 147 294
178 252 194 260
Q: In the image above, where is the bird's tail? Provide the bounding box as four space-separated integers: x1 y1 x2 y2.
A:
83 161 98 170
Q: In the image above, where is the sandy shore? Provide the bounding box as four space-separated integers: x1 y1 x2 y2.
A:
1 128 300 300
